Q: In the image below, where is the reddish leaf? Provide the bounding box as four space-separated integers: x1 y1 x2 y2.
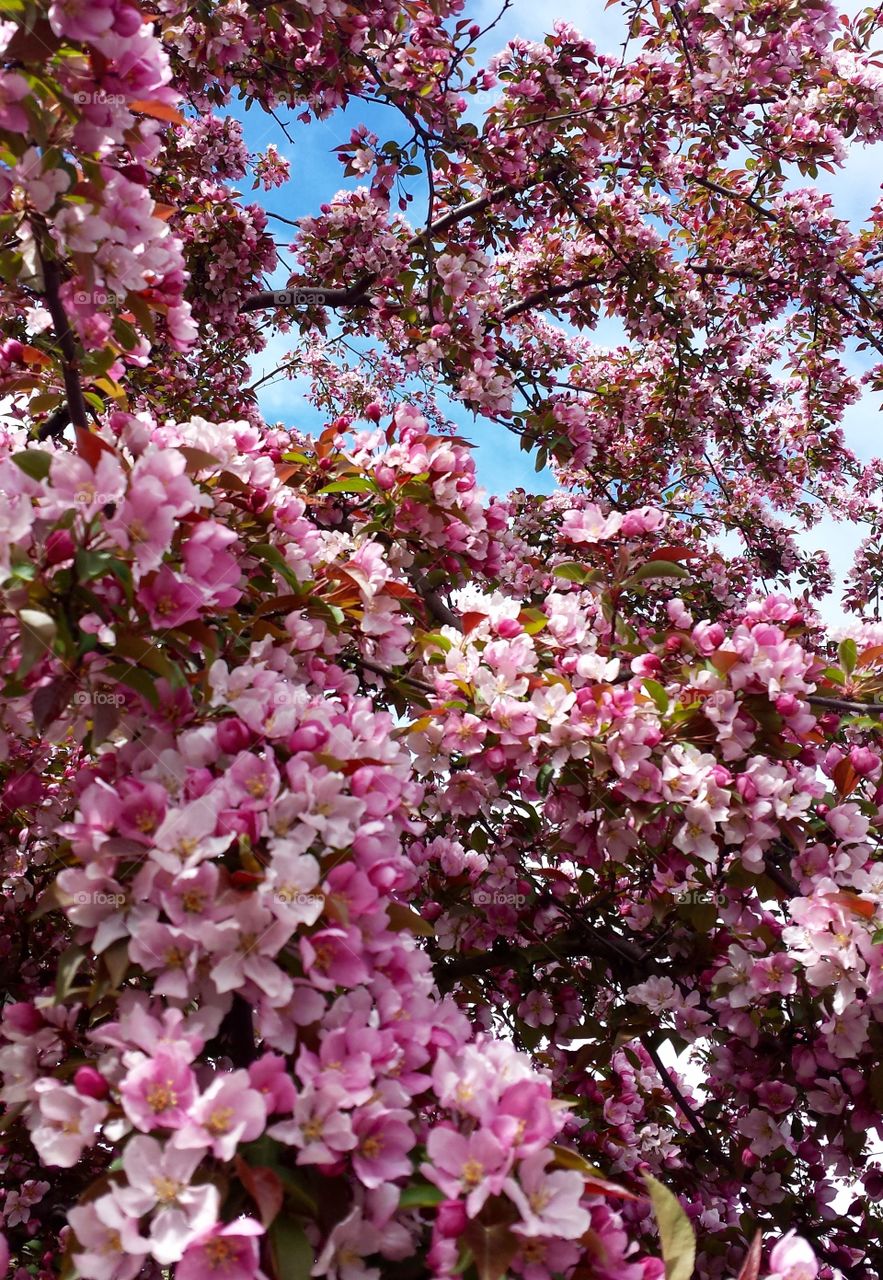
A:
20 345 53 367
736 1232 763 1280
75 426 119 469
235 1158 284 1227
462 1220 520 1280
129 99 187 125
823 891 876 920
857 644 883 668
832 756 859 798
461 611 488 633
651 545 702 562
32 677 76 733
710 650 740 675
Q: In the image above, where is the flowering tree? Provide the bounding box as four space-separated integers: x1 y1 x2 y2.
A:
4 0 883 1278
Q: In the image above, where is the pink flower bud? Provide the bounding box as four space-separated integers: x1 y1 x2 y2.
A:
217 718 252 754
850 746 879 778
3 1002 43 1035
73 1066 109 1100
495 617 522 639
436 1200 468 1237
44 529 76 566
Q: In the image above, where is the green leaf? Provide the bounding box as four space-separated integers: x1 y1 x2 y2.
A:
838 638 857 676
398 1181 445 1209
318 477 376 495
643 1173 696 1280
643 678 670 713
536 762 555 796
252 543 300 589
104 664 159 708
18 608 57 677
12 450 52 481
552 562 601 585
625 560 692 586
268 1217 314 1280
55 944 88 1002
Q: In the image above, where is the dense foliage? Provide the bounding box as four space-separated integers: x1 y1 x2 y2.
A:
3 0 883 1278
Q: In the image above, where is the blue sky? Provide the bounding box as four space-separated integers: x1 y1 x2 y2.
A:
235 0 883 624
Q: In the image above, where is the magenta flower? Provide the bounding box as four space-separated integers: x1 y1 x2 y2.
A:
173 1070 267 1160
248 1053 297 1114
176 1218 265 1280
424 1126 511 1216
0 71 29 134
119 1047 197 1132
137 565 203 629
352 1107 415 1188
300 928 369 991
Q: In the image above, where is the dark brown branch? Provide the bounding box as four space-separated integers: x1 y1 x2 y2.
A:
357 657 435 693
434 925 656 988
639 1035 706 1137
240 281 376 314
406 567 462 632
808 693 883 716
36 403 72 442
501 275 600 320
37 242 89 432
240 188 517 315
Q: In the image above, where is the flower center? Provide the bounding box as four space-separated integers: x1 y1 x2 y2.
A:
153 1176 181 1204
146 1081 178 1113
206 1106 235 1135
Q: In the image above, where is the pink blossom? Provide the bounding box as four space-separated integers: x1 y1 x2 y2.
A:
28 1080 108 1167
118 1135 220 1264
173 1071 267 1159
504 1152 591 1238
68 1193 151 1280
176 1218 265 1280
767 1231 818 1280
352 1106 415 1188
119 1047 197 1131
424 1126 511 1215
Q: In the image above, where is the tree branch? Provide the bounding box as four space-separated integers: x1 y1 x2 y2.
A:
37 241 89 433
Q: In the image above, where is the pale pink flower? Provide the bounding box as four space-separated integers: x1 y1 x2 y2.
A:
767 1231 818 1280
117 1135 219 1265
503 1152 591 1238
29 1080 108 1167
352 1107 415 1188
173 1071 267 1160
176 1218 265 1280
424 1126 510 1215
68 1193 151 1280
